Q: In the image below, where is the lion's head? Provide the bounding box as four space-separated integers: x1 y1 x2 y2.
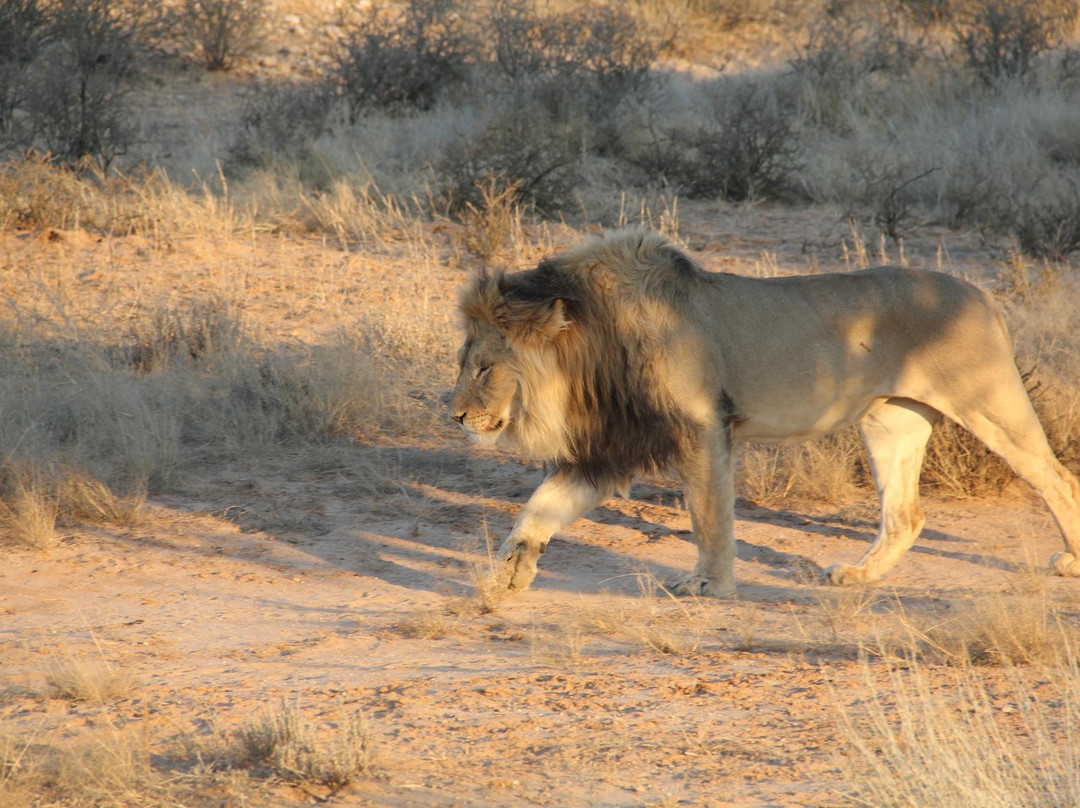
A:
451 268 577 460
451 233 695 484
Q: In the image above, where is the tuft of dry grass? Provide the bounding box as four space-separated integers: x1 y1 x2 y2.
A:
237 701 373 788
0 471 59 550
445 532 509 617
44 653 138 704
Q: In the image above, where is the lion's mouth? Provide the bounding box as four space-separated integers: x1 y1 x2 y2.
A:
461 417 506 444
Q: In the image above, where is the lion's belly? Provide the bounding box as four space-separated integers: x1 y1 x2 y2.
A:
732 395 884 445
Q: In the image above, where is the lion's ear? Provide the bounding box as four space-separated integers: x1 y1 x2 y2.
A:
504 297 570 345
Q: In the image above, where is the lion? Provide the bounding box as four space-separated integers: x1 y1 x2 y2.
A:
451 230 1080 596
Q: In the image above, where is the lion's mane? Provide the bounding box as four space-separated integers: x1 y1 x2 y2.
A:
458 232 706 485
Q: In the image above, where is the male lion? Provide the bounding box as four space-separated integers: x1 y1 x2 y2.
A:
451 230 1080 596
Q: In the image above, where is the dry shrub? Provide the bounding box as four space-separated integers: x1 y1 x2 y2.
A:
954 0 1069 86
459 174 524 264
238 702 373 788
176 0 268 71
664 78 801 202
331 0 472 119
433 91 585 215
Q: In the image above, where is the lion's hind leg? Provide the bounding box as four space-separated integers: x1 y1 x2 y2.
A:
827 398 938 586
939 378 1080 577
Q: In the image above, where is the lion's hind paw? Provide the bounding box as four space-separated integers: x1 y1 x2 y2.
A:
1051 552 1080 577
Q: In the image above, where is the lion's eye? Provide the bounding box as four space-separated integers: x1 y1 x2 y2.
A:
475 365 491 380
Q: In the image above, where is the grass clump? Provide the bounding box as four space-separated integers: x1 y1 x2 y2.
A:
44 657 138 704
886 588 1077 667
238 701 373 789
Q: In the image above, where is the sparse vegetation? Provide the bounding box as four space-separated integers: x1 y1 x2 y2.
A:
3 2 1080 805
840 650 1080 807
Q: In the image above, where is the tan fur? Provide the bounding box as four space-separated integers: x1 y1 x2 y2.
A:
451 230 1080 595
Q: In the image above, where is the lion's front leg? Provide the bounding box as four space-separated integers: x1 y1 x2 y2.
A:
673 426 737 598
495 468 611 592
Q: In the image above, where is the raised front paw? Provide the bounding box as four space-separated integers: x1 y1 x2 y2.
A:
671 574 735 598
1051 552 1080 577
494 535 542 591
825 563 877 586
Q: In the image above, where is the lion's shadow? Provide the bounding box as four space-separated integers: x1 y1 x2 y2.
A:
132 442 1034 602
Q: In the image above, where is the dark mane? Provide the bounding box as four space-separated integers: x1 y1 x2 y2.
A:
461 232 699 486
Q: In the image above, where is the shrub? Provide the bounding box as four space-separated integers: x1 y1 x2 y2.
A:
239 702 373 788
433 90 584 215
226 82 335 174
790 3 920 127
0 0 50 148
955 1 1062 86
487 0 662 154
1006 175 1080 260
23 0 149 166
668 79 800 202
175 0 267 71
331 0 471 121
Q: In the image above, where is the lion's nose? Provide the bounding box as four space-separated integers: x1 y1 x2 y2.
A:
452 412 466 424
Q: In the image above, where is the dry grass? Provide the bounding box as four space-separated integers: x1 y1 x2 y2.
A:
0 471 60 550
739 431 866 506
577 574 708 656
0 721 165 806
0 287 441 550
839 651 1080 807
881 586 1078 668
237 701 373 788
444 530 510 617
43 644 139 704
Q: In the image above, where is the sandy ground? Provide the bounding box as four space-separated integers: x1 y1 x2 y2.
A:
2 203 1079 807
2 10 1079 798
